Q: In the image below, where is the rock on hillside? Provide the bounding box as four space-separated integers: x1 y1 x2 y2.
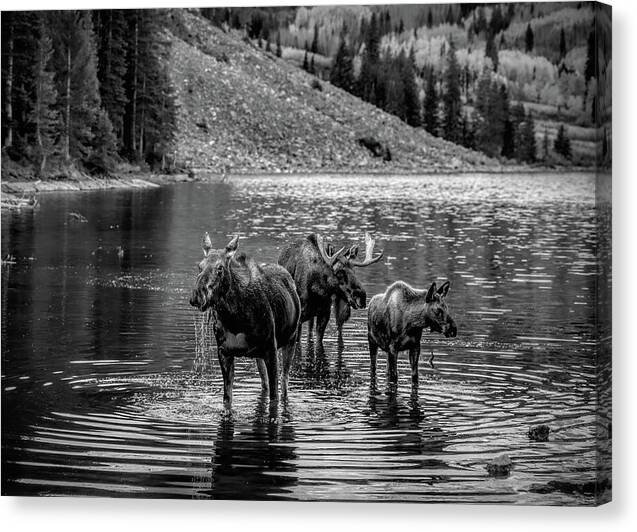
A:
165 10 497 173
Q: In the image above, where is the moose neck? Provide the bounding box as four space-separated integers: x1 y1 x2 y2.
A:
214 262 249 320
404 290 432 329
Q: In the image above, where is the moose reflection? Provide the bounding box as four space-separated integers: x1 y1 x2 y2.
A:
189 233 300 411
368 281 457 386
278 232 383 350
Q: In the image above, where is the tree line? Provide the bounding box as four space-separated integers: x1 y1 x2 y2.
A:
1 10 176 176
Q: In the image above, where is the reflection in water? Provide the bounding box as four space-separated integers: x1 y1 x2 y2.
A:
1 173 609 504
207 393 298 500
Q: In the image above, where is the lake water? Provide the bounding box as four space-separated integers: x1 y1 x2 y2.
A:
1 173 611 504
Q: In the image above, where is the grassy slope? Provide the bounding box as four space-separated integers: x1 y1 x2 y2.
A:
166 10 497 173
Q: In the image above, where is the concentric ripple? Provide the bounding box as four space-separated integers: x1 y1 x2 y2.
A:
1 173 610 504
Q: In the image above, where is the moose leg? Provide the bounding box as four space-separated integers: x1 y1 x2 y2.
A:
218 351 235 412
387 347 399 386
315 304 331 349
280 341 296 398
409 346 420 385
368 336 379 376
257 358 269 392
264 345 279 403
335 297 351 340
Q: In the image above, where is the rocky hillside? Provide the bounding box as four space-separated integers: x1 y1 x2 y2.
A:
165 10 496 173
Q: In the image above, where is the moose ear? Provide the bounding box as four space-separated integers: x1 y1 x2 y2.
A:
202 232 212 256
437 281 451 298
225 235 240 255
425 282 437 303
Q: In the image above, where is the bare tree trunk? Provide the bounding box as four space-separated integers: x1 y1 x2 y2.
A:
130 14 138 155
4 19 14 148
64 45 71 162
138 73 145 160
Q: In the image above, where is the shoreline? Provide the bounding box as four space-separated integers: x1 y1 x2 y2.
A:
1 166 604 210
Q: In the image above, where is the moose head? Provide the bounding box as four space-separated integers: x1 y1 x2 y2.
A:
317 232 383 310
189 233 240 312
424 281 457 338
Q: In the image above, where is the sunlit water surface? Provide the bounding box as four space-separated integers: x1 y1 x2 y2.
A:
1 173 610 503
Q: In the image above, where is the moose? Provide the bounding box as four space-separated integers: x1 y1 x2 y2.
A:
189 233 300 411
367 280 457 386
278 232 383 349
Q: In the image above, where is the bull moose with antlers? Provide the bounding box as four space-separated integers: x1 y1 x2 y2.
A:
278 232 383 349
189 233 300 411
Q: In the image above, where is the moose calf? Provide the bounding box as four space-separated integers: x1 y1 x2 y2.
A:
367 280 457 386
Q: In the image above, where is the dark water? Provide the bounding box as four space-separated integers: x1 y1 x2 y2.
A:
1 173 610 504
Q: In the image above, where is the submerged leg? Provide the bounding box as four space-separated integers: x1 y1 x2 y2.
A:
265 345 279 403
368 336 379 377
218 350 235 412
257 358 268 391
315 304 331 351
409 346 421 385
280 341 296 397
334 297 351 340
387 347 399 386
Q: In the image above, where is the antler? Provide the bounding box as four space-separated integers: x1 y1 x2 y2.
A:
202 232 212 256
351 232 383 267
315 234 345 268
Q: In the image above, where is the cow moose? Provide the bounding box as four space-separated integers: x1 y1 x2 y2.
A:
278 232 382 350
367 280 457 387
189 233 300 411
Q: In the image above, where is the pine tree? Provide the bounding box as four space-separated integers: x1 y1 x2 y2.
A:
29 16 60 174
461 111 475 148
499 85 514 158
442 40 462 143
554 123 571 159
543 126 550 160
559 27 567 60
93 10 128 145
584 26 597 83
485 30 499 71
423 68 439 136
122 10 176 164
521 114 537 162
426 10 433 29
511 103 526 160
49 11 116 166
276 32 282 57
474 68 502 157
302 50 309 71
357 12 380 104
525 23 534 53
402 48 421 127
309 55 315 75
265 39 271 53
330 38 354 92
311 24 319 54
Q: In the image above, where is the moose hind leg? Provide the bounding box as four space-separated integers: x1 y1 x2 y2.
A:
409 346 420 385
368 336 379 376
280 341 296 398
264 346 279 403
257 358 269 392
387 347 399 386
315 304 331 350
218 351 235 412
